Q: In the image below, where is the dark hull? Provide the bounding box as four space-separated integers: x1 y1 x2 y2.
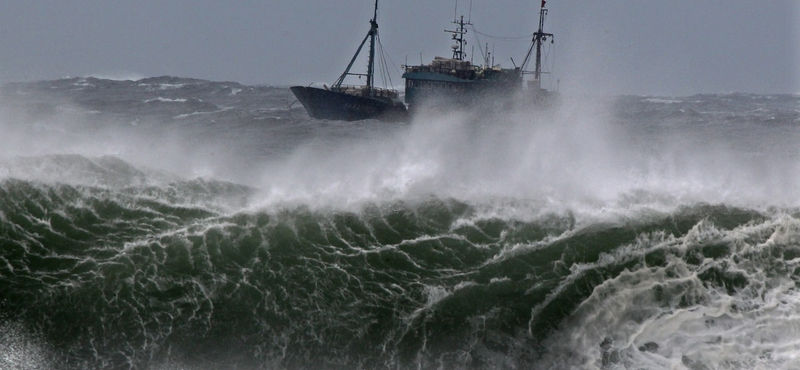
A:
290 86 407 122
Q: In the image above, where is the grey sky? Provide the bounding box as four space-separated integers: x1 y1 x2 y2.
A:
0 1 797 96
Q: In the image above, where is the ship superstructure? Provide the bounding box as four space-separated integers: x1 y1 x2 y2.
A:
402 0 556 112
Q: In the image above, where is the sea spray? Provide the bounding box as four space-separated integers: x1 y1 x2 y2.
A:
1 79 800 369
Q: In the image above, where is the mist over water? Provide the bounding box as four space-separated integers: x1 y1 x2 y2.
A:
1 78 800 369
2 80 798 212
257 93 800 214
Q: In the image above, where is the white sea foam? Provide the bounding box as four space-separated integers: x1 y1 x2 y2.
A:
642 97 682 104
144 97 188 103
87 73 145 81
174 107 230 119
71 78 95 88
533 215 800 369
0 321 53 370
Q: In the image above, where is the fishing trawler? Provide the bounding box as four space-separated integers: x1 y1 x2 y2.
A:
402 0 556 112
290 0 407 122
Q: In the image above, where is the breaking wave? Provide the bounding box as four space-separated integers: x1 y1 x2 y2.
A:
1 154 800 369
2 79 800 369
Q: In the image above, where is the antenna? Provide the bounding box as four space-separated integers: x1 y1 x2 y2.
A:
522 0 554 86
468 0 473 23
446 12 471 60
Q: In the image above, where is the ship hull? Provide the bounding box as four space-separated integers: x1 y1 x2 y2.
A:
290 86 407 122
401 68 525 112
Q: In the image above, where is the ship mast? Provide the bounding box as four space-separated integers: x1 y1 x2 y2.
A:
445 15 470 61
522 0 553 89
332 0 380 95
366 0 378 95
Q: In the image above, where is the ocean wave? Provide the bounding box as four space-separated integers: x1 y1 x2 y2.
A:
2 157 798 368
2 79 800 369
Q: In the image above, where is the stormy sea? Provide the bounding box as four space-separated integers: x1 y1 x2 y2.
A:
1 76 799 370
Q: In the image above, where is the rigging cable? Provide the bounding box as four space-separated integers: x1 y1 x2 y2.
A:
469 26 532 42
470 25 534 66
374 5 398 90
472 28 486 64
377 33 400 90
537 40 556 88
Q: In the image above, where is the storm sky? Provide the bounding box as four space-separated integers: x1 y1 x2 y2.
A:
0 0 797 96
